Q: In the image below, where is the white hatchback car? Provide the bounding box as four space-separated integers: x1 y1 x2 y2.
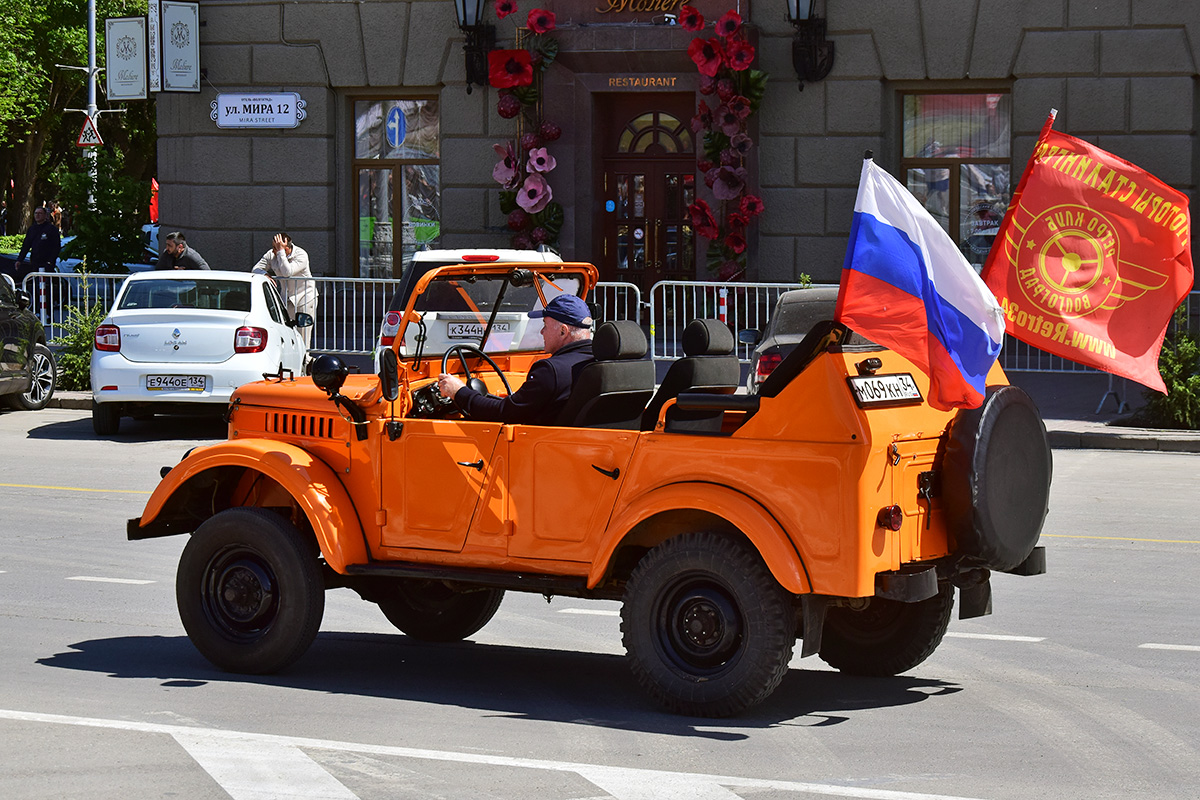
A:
91 270 311 434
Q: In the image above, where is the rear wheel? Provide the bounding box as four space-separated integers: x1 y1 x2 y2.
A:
375 580 503 641
13 343 55 410
92 400 121 435
818 582 954 676
176 507 325 673
621 532 795 717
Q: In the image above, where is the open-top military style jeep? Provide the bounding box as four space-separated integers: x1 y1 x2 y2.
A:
130 261 1050 717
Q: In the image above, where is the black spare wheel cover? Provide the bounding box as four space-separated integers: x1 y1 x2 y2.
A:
943 385 1052 572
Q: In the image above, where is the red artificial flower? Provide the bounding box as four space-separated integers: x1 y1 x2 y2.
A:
688 37 725 77
494 0 518 20
725 38 756 71
716 78 735 102
740 194 765 217
690 100 714 133
711 166 747 200
726 211 749 230
728 95 752 119
697 159 714 173
724 231 747 254
717 260 744 281
688 198 717 229
715 10 742 38
527 8 556 33
678 4 704 32
489 50 533 88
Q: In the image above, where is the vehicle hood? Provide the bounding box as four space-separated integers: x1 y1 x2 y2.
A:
109 309 251 363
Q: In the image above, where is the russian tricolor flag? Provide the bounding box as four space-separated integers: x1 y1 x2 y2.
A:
835 158 1006 410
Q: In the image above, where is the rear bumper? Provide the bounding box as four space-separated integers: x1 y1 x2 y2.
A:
90 351 275 404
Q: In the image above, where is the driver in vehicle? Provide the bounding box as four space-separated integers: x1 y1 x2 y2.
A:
436 294 594 425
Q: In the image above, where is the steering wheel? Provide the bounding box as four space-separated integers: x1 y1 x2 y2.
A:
441 344 512 404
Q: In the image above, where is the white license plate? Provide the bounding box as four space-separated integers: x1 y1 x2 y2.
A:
147 375 205 391
448 322 510 339
847 373 922 406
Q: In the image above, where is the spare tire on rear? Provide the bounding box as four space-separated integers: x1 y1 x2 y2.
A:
943 385 1051 572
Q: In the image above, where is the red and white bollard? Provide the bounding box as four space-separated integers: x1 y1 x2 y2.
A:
718 287 728 324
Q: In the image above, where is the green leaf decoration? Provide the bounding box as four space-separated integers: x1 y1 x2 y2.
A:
499 191 518 215
743 70 770 113
703 131 729 164
533 202 565 237
512 85 540 105
532 36 560 68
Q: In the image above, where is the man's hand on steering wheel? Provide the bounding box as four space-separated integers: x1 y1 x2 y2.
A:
436 344 513 416
436 372 466 399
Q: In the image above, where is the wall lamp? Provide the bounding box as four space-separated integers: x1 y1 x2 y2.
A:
787 0 835 90
454 0 495 94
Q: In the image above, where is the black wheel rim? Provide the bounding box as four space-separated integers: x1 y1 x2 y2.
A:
653 572 744 676
23 350 53 405
201 545 280 641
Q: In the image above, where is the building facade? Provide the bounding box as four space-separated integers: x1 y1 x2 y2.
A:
155 0 1199 290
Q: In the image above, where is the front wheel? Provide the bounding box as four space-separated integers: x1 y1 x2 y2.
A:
13 343 55 410
621 532 796 717
176 507 325 673
375 580 503 641
818 582 954 676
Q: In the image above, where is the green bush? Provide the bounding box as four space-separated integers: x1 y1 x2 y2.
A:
1133 304 1200 430
51 292 107 391
55 147 150 274
0 234 24 252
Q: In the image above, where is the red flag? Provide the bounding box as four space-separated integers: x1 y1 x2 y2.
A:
981 112 1193 392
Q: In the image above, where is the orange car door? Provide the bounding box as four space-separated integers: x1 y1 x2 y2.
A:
505 425 638 563
379 419 502 552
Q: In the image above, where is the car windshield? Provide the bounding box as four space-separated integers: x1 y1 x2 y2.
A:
406 272 585 357
118 279 252 312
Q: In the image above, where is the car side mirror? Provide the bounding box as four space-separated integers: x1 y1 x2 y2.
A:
16 290 31 310
377 347 399 402
291 312 313 328
738 329 761 346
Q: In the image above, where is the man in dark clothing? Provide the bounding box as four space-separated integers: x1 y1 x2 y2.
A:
156 231 210 270
437 294 594 425
16 207 61 271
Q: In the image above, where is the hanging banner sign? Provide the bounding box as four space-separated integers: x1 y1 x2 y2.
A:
161 0 200 92
78 116 104 147
105 17 148 101
210 93 307 129
148 0 162 92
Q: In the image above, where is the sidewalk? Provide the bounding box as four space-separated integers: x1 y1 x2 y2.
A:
47 371 1200 453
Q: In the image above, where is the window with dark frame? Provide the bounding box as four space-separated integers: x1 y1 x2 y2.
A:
900 91 1012 274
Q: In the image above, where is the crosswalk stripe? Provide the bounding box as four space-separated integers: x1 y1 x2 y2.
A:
173 731 360 800
558 608 620 616
67 576 156 585
1138 643 1200 652
945 632 1045 642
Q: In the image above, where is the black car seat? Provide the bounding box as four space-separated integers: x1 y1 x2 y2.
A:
555 320 655 429
641 318 740 432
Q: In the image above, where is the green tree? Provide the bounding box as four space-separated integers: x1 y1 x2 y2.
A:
1134 304 1200 430
57 146 151 272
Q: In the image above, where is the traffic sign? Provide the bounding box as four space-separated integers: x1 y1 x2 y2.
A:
77 116 103 147
386 106 406 150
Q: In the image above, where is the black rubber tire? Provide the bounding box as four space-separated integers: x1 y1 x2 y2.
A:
375 580 504 642
818 582 954 676
621 531 796 717
176 507 325 673
91 400 121 435
13 343 55 410
944 385 1052 571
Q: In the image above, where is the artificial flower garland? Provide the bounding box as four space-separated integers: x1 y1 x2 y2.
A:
680 5 768 280
488 2 565 249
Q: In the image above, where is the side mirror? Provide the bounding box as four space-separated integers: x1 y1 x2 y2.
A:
16 290 31 310
377 347 399 402
291 312 314 328
738 329 761 346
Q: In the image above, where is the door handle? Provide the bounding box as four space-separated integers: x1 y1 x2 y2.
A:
654 219 662 270
457 459 484 471
592 464 620 480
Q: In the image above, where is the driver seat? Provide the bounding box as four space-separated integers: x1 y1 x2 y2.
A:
555 321 655 429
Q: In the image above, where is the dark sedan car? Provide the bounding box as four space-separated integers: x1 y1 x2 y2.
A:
742 286 840 394
0 275 56 410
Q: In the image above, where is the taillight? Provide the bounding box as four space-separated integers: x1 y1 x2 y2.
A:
95 324 120 352
877 505 903 531
234 326 268 353
380 310 401 346
756 351 783 380
460 254 501 262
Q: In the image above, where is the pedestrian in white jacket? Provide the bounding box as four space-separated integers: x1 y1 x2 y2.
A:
253 232 317 348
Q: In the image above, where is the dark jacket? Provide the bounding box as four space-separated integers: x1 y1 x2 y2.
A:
454 339 594 425
17 221 61 268
157 246 210 270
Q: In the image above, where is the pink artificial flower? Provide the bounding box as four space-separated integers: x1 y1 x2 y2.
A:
492 142 520 188
728 95 752 119
527 146 557 173
678 4 704 31
527 8 556 33
730 132 753 157
516 171 553 213
740 194 765 217
715 104 742 136
711 166 747 200
494 0 518 19
688 37 725 77
715 10 742 38
725 38 756 71
699 74 718 96
716 78 735 102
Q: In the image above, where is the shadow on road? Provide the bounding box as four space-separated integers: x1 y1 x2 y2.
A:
24 412 227 442
37 631 961 738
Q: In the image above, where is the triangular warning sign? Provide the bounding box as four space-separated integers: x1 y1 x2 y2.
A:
77 116 103 147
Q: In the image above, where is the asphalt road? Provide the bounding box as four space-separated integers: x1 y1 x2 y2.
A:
1 407 1198 800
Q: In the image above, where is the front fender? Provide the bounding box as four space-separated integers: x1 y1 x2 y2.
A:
588 482 811 594
133 439 368 573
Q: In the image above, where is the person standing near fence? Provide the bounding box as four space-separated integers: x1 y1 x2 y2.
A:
16 207 61 272
252 232 317 348
157 231 210 270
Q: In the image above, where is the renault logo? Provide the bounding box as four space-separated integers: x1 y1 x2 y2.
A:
173 328 181 338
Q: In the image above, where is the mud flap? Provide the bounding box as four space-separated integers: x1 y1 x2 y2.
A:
799 594 831 658
959 579 993 620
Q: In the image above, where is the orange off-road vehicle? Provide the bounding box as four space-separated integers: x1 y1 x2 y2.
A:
130 261 1050 717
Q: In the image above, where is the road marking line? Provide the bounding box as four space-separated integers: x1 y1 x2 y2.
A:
67 576 156 585
945 632 1045 642
0 482 151 495
173 731 360 800
1042 533 1200 545
1139 643 1200 652
0 708 990 800
558 608 620 616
